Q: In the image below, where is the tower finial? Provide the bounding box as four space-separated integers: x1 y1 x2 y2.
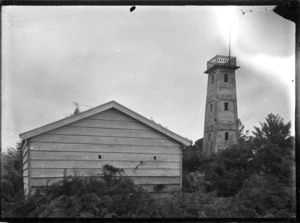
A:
229 27 231 59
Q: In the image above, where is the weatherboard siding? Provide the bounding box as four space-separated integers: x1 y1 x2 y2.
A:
30 134 178 147
30 142 180 154
43 126 168 138
31 176 181 187
30 150 180 162
30 160 180 169
27 108 182 194
31 168 180 178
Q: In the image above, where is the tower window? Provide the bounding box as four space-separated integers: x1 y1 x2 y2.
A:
212 75 214 84
224 102 228 111
210 103 213 112
225 132 229 140
224 74 228 82
208 133 211 141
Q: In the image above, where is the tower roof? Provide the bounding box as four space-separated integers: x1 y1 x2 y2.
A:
204 55 239 74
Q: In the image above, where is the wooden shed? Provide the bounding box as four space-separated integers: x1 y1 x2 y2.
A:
20 101 191 199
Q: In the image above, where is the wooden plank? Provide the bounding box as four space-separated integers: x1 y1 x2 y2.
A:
28 141 31 193
23 161 28 170
88 109 136 122
31 184 180 193
23 145 28 158
180 145 183 188
31 134 179 147
30 160 180 169
24 177 28 185
23 159 28 165
21 140 28 152
46 126 166 139
23 152 28 164
30 151 180 162
69 119 151 130
30 142 180 154
23 150 28 159
31 176 181 187
30 168 180 178
24 176 29 195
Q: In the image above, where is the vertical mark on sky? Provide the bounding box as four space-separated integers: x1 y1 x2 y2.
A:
195 97 206 124
78 33 87 62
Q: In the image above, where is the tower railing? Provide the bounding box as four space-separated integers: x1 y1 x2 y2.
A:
207 55 237 70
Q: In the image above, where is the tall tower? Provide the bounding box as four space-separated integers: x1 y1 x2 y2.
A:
202 55 239 156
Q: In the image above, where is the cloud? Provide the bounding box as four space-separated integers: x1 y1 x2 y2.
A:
1 6 295 151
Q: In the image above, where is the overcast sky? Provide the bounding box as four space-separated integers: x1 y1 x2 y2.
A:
2 6 295 151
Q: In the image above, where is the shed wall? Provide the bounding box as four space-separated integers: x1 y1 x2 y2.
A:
27 108 182 195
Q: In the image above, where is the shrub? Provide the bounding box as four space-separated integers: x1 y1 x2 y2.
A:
5 165 158 218
1 146 24 217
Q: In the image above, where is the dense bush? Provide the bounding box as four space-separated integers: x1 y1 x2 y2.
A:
1 113 296 218
181 114 295 218
4 165 159 218
231 174 296 218
156 191 233 218
1 143 24 217
182 138 203 173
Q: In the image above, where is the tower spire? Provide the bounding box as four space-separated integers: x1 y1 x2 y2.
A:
229 27 231 60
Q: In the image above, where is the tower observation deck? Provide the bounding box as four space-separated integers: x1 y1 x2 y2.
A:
205 55 239 74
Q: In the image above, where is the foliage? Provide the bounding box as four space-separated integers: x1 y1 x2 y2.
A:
155 191 231 218
251 143 295 186
182 114 295 217
183 170 207 193
182 138 203 173
252 113 293 148
198 146 255 197
1 113 295 218
231 174 296 218
1 142 24 217
237 119 250 145
6 165 158 218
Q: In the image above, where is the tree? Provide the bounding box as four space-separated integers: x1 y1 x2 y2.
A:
1 142 24 217
232 174 295 218
182 138 204 173
250 113 294 185
201 145 255 197
252 113 292 148
194 138 203 153
237 119 249 145
5 165 157 218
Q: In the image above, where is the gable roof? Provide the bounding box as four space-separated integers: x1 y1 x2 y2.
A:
19 101 191 146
